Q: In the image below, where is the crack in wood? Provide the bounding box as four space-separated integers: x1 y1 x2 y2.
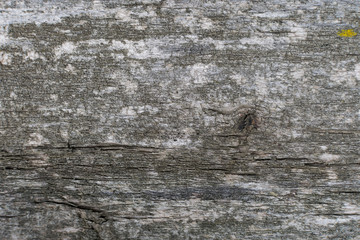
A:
33 199 109 222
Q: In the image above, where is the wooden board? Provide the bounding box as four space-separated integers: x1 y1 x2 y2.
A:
1 1 360 239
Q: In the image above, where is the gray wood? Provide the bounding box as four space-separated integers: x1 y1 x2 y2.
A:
1 0 360 239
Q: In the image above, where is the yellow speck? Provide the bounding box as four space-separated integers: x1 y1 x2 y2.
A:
337 29 357 37
270 192 278 197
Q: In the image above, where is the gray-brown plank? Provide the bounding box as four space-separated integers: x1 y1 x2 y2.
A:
1 0 360 239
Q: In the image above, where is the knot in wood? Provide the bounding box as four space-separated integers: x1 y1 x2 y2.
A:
238 112 258 132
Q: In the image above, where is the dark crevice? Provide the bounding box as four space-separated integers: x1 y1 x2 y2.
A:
32 143 162 152
33 199 109 222
3 166 36 170
238 112 258 132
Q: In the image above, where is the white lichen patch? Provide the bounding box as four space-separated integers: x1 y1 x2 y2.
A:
326 169 338 180
310 216 354 226
122 79 138 94
61 108 73 113
270 99 286 111
330 67 357 87
162 138 193 148
56 227 80 233
239 36 274 48
254 75 269 96
224 174 244 184
138 6 157 18
92 0 104 10
189 63 217 84
76 105 86 115
291 68 305 79
174 15 198 33
320 146 328 151
115 8 135 22
50 94 58 101
99 86 118 94
288 24 307 42
230 73 247 85
135 105 159 114
199 17 214 30
64 64 77 74
60 128 69 141
120 106 137 116
12 179 47 187
54 41 77 59
105 133 118 143
26 133 49 146
254 12 290 18
291 130 302 138
225 181 281 193
0 51 12 65
10 92 17 99
111 53 125 61
111 39 170 59
319 153 340 162
24 50 44 61
78 39 109 46
188 101 204 116
0 7 74 26
343 202 360 215
0 26 10 47
203 115 216 127
354 63 360 80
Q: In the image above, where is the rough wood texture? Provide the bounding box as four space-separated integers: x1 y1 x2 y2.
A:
1 1 360 239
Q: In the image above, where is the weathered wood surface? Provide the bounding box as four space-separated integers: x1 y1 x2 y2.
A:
1 0 360 239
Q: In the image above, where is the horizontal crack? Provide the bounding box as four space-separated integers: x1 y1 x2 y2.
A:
34 199 109 221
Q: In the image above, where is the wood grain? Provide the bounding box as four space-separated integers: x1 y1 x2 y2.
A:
1 1 360 239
